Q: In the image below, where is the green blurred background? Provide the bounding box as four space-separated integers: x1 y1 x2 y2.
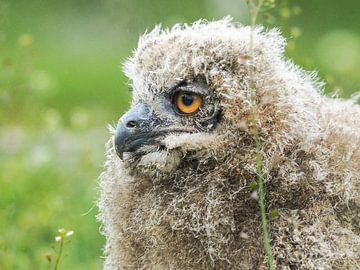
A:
0 0 359 269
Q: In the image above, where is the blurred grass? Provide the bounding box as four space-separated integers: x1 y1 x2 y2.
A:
0 0 359 269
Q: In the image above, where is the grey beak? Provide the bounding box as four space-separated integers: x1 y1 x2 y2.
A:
114 103 151 160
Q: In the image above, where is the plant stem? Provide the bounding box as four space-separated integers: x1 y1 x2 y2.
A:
245 1 276 269
54 239 64 270
253 126 276 270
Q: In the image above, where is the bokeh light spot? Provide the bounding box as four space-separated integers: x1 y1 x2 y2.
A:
316 30 360 73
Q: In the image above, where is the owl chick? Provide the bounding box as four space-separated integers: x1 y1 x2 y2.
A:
98 18 360 269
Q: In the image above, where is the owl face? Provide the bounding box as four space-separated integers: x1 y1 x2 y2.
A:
113 19 284 172
114 76 223 169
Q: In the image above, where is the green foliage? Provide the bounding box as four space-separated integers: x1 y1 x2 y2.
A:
269 209 279 219
250 181 258 190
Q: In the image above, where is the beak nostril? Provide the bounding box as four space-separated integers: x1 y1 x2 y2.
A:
126 121 137 129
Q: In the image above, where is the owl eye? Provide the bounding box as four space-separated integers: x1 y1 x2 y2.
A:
174 92 202 114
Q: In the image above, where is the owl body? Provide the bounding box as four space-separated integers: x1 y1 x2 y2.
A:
99 18 360 269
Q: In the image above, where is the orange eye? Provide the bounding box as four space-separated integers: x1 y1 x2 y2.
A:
175 92 202 114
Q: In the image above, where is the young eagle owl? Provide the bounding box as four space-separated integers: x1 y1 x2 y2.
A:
98 18 360 269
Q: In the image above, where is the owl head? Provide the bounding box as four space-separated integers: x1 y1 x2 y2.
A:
114 18 292 174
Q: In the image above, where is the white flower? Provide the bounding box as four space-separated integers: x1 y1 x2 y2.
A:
55 228 74 242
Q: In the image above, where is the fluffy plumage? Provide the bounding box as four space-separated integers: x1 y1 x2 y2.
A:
98 18 360 269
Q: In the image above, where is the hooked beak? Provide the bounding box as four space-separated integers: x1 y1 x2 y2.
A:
114 103 164 160
114 103 199 160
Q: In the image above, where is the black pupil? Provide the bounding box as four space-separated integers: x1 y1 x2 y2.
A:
182 94 194 106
